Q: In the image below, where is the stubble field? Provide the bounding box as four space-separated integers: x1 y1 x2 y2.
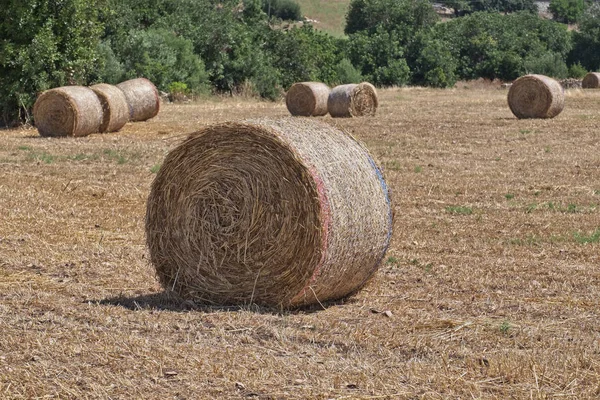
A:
1 85 599 399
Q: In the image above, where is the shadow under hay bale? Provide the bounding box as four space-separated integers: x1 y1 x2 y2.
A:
285 82 330 116
582 72 600 89
116 78 160 122
33 86 103 137
328 82 378 118
90 83 130 133
507 74 564 119
145 118 393 309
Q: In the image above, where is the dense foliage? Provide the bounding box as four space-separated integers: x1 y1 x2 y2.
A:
0 0 598 125
0 0 103 124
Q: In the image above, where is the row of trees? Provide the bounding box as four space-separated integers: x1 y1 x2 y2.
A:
2 0 600 125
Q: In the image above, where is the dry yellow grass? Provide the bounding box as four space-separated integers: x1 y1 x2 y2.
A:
1 87 599 399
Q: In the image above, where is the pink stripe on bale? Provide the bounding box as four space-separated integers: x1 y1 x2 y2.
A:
289 169 332 305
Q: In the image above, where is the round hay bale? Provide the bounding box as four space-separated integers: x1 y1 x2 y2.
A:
33 86 103 137
582 72 600 89
507 74 564 119
285 82 331 116
116 78 160 122
146 117 393 308
328 82 379 118
90 83 130 133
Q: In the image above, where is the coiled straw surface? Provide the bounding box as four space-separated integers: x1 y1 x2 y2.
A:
33 86 103 137
116 78 160 122
582 72 600 88
146 118 393 308
90 83 129 133
328 82 379 118
507 74 564 119
285 82 330 116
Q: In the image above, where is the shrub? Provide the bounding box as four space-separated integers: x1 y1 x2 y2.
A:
114 28 209 93
568 62 587 78
262 0 302 21
334 58 363 84
0 0 103 125
524 53 569 79
347 27 410 86
549 0 585 23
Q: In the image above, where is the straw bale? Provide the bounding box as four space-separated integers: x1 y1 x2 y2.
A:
116 78 160 122
145 117 393 308
285 82 331 116
507 74 564 119
33 86 103 137
328 82 379 118
582 72 600 89
90 83 129 133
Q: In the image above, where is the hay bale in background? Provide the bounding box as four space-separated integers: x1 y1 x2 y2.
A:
116 78 160 122
90 83 130 133
146 118 393 308
582 72 600 88
33 86 103 137
507 74 564 119
285 82 330 116
328 82 379 118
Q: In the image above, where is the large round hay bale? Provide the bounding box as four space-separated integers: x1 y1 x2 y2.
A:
146 118 393 308
328 82 379 118
116 78 160 122
582 72 600 89
90 83 129 133
33 86 103 137
285 82 330 116
507 74 564 119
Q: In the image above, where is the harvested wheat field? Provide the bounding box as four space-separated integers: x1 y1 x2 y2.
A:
1 85 599 399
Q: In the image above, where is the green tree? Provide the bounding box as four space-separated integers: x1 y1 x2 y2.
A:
345 0 438 40
434 12 572 81
347 26 410 86
0 0 103 125
113 28 209 93
549 0 584 23
268 25 342 88
569 4 600 70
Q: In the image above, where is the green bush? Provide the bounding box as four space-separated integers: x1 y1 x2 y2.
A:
347 27 410 86
268 25 341 88
549 0 585 23
0 0 103 125
114 28 209 93
345 0 438 39
262 0 302 21
433 12 572 81
408 32 457 88
92 41 125 84
524 52 569 78
569 4 600 70
334 58 363 84
568 62 587 78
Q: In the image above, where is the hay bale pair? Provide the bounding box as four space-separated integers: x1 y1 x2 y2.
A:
146 117 393 309
33 78 160 137
507 74 564 119
286 82 378 118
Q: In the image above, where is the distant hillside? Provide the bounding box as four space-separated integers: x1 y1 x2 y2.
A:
295 0 351 37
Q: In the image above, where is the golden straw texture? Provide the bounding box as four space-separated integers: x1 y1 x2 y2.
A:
146 118 393 308
507 74 564 119
285 82 331 116
90 83 130 133
328 82 379 118
116 78 160 122
582 72 600 89
33 86 103 137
